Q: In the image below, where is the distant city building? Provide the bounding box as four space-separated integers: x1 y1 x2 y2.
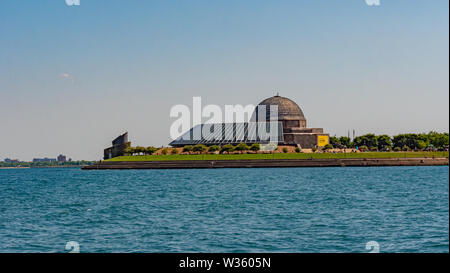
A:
4 158 20 163
33 158 57 163
57 154 67 163
104 132 130 160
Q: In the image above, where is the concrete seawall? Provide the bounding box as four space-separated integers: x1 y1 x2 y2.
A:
82 157 449 170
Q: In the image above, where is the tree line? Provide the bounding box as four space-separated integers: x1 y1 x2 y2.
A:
182 143 262 154
329 131 449 151
123 131 448 156
0 160 95 168
124 143 263 156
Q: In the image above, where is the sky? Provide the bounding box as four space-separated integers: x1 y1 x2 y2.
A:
0 0 448 161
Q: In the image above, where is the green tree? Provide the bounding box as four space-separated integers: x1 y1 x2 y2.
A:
338 136 352 148
416 140 427 150
171 149 178 155
124 147 135 156
295 147 301 153
135 146 146 155
146 146 158 155
208 145 220 153
182 145 194 153
393 134 422 150
392 134 408 149
329 136 340 147
161 148 168 155
220 144 235 154
427 131 449 149
235 143 250 153
250 143 261 152
359 145 368 152
353 134 378 149
193 144 207 153
416 133 430 150
282 147 289 153
376 135 392 151
323 144 333 151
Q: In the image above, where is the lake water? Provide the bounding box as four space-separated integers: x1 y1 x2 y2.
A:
0 166 448 253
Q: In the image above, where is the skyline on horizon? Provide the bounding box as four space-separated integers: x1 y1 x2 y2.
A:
1 0 449 161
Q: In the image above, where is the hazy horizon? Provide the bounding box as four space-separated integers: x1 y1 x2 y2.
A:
1 0 449 161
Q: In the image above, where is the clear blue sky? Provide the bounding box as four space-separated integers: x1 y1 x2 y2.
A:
0 0 448 160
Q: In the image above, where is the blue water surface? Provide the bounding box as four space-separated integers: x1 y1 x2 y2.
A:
0 166 448 253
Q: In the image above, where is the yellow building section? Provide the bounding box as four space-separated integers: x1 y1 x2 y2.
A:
317 135 329 147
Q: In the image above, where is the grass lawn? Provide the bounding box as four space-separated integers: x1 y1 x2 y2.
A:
106 151 449 162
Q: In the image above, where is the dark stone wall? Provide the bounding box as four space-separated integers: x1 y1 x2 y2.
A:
84 157 449 170
293 134 319 148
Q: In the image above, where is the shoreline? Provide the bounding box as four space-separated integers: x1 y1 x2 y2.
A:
82 157 449 170
0 165 91 170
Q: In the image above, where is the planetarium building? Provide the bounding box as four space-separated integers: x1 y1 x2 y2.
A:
169 95 329 149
